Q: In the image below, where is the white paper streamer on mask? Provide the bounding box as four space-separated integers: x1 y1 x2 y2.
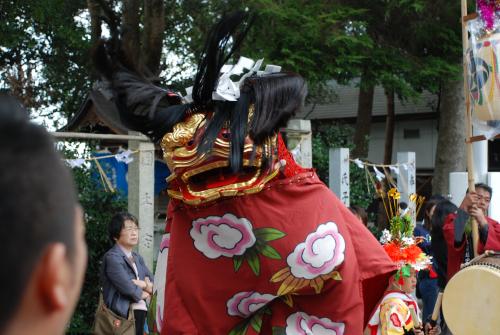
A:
212 56 255 101
183 57 282 103
237 58 264 86
115 150 134 164
260 64 281 75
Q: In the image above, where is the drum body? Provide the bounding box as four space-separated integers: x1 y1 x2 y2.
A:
443 255 500 335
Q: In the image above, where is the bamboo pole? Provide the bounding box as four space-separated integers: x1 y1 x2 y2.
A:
50 131 150 141
461 0 480 257
409 306 421 329
430 292 444 325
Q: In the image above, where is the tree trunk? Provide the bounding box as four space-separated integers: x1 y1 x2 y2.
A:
352 73 375 158
121 0 141 69
383 88 395 165
142 0 165 76
432 78 467 195
87 0 102 79
87 0 102 47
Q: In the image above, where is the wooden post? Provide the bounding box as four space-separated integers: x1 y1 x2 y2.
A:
329 148 350 206
128 133 155 270
461 0 479 257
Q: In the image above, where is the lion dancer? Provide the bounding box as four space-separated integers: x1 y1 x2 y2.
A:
93 11 396 335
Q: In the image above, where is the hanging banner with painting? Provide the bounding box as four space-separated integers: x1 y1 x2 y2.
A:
467 2 500 138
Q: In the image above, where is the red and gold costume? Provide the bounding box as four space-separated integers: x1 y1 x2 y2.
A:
151 113 395 333
93 11 396 335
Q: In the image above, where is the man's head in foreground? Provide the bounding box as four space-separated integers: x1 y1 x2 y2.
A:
0 93 87 335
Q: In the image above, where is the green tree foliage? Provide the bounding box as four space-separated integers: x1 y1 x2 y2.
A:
312 123 374 209
160 1 373 102
0 0 92 126
60 146 127 333
341 0 462 98
243 0 372 102
160 0 245 90
0 0 464 123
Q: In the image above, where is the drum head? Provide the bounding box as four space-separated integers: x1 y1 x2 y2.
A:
443 265 500 335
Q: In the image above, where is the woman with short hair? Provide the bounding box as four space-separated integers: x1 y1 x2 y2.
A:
100 212 153 335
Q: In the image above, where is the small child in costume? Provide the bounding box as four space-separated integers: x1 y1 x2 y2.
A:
365 190 441 335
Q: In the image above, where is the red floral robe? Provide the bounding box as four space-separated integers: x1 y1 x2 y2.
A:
154 171 395 334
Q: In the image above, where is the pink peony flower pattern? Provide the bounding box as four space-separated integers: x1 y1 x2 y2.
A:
226 291 276 318
285 312 345 335
153 233 170 332
287 222 345 279
190 213 256 259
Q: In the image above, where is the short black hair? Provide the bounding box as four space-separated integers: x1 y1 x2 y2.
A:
423 194 446 230
349 205 368 226
0 93 77 331
108 212 139 243
430 199 458 289
430 200 458 235
475 183 492 197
